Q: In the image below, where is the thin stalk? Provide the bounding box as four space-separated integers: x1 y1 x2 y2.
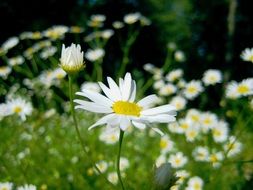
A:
117 130 125 190
68 75 115 188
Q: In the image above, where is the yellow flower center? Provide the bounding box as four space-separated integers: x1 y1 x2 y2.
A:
193 183 201 190
250 55 253 62
14 106 22 113
160 140 168 149
237 85 249 94
112 101 142 117
188 86 197 94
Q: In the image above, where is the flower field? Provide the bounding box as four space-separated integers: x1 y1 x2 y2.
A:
0 6 253 190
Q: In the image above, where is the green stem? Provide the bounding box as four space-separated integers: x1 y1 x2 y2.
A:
117 130 125 190
68 75 115 188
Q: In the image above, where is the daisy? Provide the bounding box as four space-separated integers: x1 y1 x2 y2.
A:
185 126 199 142
40 46 57 59
208 151 224 168
169 96 187 111
95 160 108 173
17 184 36 190
226 79 253 98
43 25 69 40
202 69 222 86
81 82 101 93
224 136 243 157
0 182 13 190
165 69 183 82
7 97 33 121
101 29 114 39
174 50 185 62
212 120 229 143
8 56 25 66
85 48 105 62
0 103 12 119
123 12 141 24
99 127 119 144
186 176 204 190
183 80 203 100
158 83 177 96
168 152 188 168
0 66 12 79
112 21 124 29
74 73 176 134
175 170 190 184
241 48 253 63
107 172 119 185
60 43 85 74
192 146 209 162
119 157 130 171
155 154 166 167
160 135 174 154
1 36 19 51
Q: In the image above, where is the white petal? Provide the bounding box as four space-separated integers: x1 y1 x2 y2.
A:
151 127 164 136
76 90 113 107
132 121 146 129
98 82 118 101
88 114 116 130
137 94 158 108
119 116 130 131
107 77 122 100
129 81 136 102
74 100 113 113
141 105 176 116
142 114 176 123
122 73 132 101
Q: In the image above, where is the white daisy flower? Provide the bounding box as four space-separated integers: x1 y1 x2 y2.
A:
119 157 130 171
158 83 177 96
175 170 190 184
99 127 119 144
153 80 165 90
185 109 202 124
52 68 67 80
155 154 166 167
40 46 57 59
192 146 209 162
169 96 187 111
202 69 222 86
143 63 155 73
160 135 174 154
224 136 243 157
226 79 253 98
168 152 188 168
85 48 105 62
123 12 141 24
17 184 36 190
1 37 19 51
212 120 229 143
43 25 69 40
112 21 124 29
81 82 101 93
0 182 13 190
8 56 25 66
174 50 186 62
186 176 204 190
241 48 253 63
101 29 114 39
183 80 204 100
0 103 12 119
95 160 108 173
108 172 118 185
60 43 85 74
7 97 33 121
0 66 12 79
74 73 176 134
200 112 218 133
165 69 183 82
185 126 199 142
90 14 106 22
208 151 224 168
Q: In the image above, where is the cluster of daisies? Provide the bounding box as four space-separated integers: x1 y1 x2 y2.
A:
0 183 36 190
155 109 242 190
144 63 222 110
0 97 33 121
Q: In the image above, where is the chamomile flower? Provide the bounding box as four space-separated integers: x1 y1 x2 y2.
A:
226 79 253 98
101 29 114 39
88 14 106 27
186 176 204 190
123 12 141 24
143 63 155 73
200 112 218 133
174 50 186 62
112 21 124 29
169 96 187 111
241 48 253 63
108 172 118 185
40 46 57 59
99 127 119 144
60 43 85 74
17 184 36 190
0 182 13 190
1 36 19 51
153 80 165 90
183 80 203 100
165 69 183 82
85 48 105 62
43 25 69 40
224 136 243 157
95 160 108 173
119 157 130 171
185 126 199 142
192 146 209 162
7 97 33 121
155 154 166 167
160 135 174 154
202 69 222 86
175 170 190 184
81 82 101 93
212 120 229 143
8 56 25 66
158 84 177 96
208 151 224 168
74 73 176 134
168 152 188 168
0 66 12 79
